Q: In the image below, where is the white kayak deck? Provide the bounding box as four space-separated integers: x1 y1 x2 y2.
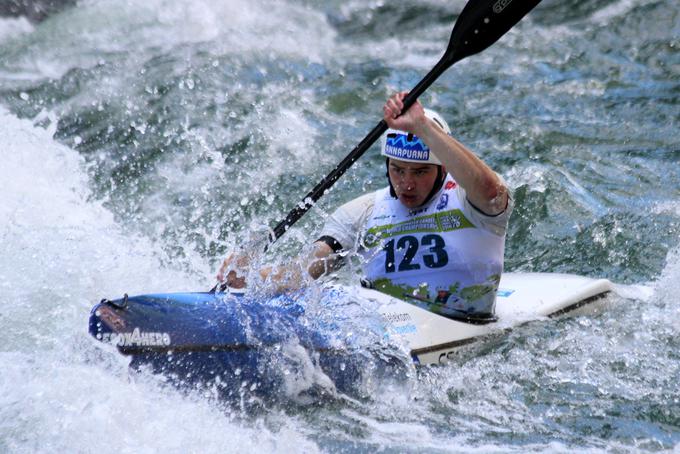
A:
349 272 613 365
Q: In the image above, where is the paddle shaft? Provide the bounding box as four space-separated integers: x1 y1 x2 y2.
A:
269 58 452 243
212 65 450 292
214 0 542 291
268 0 542 244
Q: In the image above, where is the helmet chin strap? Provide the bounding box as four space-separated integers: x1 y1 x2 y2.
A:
385 158 446 207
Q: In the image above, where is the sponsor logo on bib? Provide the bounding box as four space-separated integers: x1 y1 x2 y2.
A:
436 193 449 210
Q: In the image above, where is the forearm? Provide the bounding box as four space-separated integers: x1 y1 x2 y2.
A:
258 263 305 292
307 241 342 279
260 242 341 291
417 119 508 215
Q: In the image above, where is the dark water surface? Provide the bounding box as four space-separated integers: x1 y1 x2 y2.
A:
1 0 679 452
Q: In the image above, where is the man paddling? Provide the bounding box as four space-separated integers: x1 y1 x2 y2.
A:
219 91 512 320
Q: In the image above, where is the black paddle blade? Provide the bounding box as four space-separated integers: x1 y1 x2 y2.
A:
446 0 542 66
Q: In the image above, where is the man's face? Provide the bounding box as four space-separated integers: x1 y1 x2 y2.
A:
388 159 440 209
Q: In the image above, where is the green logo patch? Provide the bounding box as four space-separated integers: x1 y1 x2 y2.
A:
364 209 475 247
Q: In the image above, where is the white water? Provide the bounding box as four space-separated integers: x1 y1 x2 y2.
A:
0 101 669 452
0 108 324 453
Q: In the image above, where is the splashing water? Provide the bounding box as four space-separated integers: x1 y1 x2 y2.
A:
1 0 679 451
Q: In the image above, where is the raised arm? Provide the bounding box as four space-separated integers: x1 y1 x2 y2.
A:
383 91 508 215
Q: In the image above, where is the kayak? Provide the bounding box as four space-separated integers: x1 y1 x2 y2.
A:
89 272 612 397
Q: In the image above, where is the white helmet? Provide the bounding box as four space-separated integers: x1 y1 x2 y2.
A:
380 108 451 165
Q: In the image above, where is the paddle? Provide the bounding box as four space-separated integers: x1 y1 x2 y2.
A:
268 0 542 243
215 0 542 291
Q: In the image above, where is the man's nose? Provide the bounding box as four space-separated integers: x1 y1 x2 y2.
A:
401 173 415 190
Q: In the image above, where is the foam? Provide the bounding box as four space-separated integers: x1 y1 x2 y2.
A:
0 16 33 43
0 108 321 452
1 0 337 81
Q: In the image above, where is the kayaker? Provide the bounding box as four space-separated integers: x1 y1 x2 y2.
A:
219 91 512 320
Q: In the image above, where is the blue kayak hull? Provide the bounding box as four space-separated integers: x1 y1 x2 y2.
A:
89 290 410 399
